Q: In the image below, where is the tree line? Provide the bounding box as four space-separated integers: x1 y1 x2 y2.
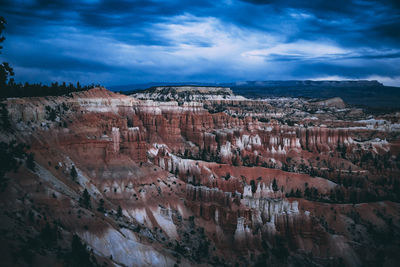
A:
0 17 99 98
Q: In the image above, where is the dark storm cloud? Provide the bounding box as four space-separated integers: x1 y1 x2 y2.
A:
242 0 400 13
240 0 400 44
262 51 400 62
290 61 400 79
371 20 400 44
7 41 121 72
0 0 399 85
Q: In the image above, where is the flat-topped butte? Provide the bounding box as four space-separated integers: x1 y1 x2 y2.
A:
151 86 233 95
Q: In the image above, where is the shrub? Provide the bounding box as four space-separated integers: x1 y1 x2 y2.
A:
117 205 122 217
272 178 278 192
26 153 35 170
97 199 105 213
70 166 78 181
79 189 91 209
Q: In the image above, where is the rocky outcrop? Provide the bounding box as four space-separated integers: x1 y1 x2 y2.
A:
311 97 346 109
2 87 400 267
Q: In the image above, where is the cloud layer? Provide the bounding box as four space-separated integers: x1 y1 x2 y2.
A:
1 0 400 86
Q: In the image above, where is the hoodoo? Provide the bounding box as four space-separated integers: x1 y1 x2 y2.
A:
1 87 400 266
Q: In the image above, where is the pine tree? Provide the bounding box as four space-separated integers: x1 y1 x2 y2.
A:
250 180 256 193
97 199 105 213
70 166 78 181
66 235 95 267
26 153 35 170
79 189 91 209
0 17 14 88
289 189 295 197
174 166 179 177
304 187 311 198
295 188 302 198
117 205 122 217
272 178 278 192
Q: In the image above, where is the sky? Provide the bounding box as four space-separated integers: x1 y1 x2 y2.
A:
0 0 400 86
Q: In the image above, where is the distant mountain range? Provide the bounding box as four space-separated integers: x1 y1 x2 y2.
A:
109 80 400 109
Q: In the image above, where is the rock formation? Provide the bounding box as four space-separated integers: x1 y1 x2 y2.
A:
0 87 399 266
